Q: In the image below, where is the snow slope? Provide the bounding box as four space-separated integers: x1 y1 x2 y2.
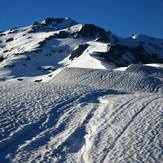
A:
0 65 163 162
0 17 163 162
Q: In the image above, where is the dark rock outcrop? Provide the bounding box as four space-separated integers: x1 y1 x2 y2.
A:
0 56 4 62
77 24 109 39
6 38 14 42
94 44 163 66
69 44 89 60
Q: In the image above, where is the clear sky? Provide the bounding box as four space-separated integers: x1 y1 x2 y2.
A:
1 0 163 38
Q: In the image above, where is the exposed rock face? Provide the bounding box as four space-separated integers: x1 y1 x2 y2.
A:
43 18 65 25
53 31 69 38
77 24 109 38
69 44 89 60
0 56 4 62
94 44 163 66
5 37 14 42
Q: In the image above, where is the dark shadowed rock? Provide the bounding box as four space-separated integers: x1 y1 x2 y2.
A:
53 31 69 38
27 36 32 39
3 50 9 53
17 78 23 81
77 24 108 39
96 35 110 43
43 18 65 25
0 56 4 62
94 44 163 66
69 44 89 60
34 79 42 82
6 38 14 42
0 33 5 37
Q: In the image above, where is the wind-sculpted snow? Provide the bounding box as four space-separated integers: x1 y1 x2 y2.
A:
52 67 163 93
83 93 163 163
0 80 119 162
0 67 163 162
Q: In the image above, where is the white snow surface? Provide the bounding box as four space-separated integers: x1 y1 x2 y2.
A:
67 42 115 69
0 66 163 162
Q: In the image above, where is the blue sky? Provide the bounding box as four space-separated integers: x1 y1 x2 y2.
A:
1 0 163 38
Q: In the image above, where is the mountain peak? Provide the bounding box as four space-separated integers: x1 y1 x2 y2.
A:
0 18 163 81
40 17 77 25
29 17 78 33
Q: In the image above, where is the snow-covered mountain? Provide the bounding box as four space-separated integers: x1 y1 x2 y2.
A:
0 17 163 81
0 18 163 163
